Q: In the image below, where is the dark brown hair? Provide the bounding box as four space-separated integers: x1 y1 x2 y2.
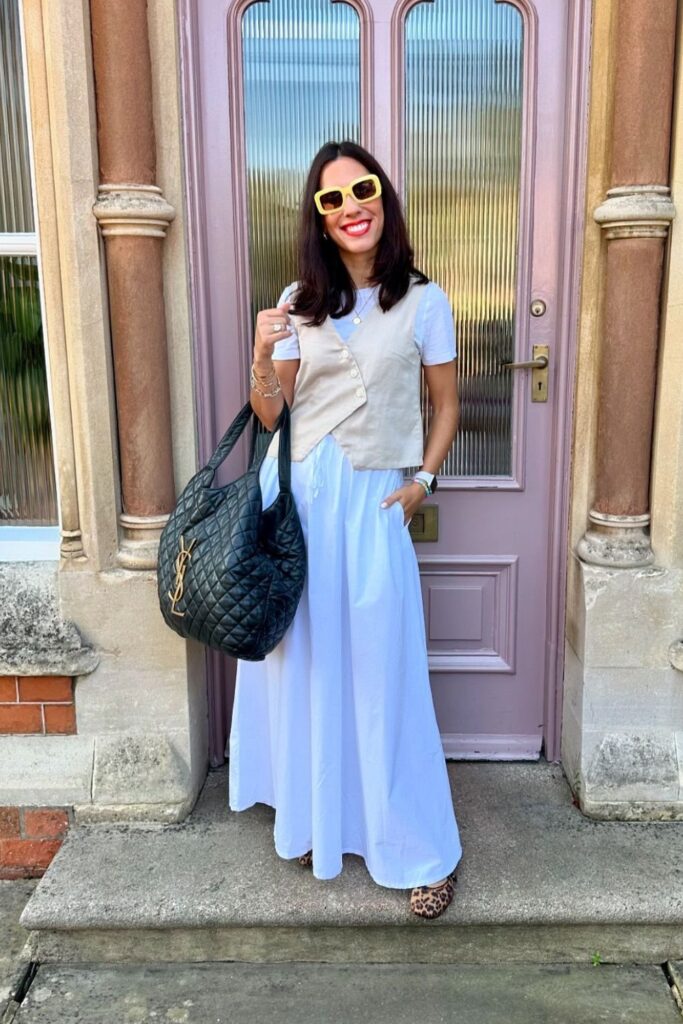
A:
288 140 429 327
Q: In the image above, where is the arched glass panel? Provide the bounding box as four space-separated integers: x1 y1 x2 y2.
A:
242 0 361 321
405 0 523 477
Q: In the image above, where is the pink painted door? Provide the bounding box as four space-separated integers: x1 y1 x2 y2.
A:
182 0 585 765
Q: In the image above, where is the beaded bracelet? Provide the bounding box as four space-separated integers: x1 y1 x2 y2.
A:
412 477 431 497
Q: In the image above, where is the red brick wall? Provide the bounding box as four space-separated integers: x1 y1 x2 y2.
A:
0 675 76 734
0 675 76 876
0 806 72 879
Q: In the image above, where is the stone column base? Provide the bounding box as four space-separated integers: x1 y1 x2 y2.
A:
117 513 169 570
577 511 654 568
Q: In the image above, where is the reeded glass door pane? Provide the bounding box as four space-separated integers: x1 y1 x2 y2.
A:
241 0 361 319
405 0 523 477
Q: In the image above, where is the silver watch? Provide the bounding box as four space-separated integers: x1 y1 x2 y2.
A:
413 470 437 495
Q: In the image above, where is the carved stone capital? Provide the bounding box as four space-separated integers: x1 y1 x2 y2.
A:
593 184 676 240
116 512 169 570
93 184 176 238
577 510 654 568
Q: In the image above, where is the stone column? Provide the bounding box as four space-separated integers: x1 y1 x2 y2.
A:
577 0 677 568
90 0 176 569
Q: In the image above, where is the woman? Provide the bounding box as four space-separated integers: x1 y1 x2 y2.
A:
228 139 463 920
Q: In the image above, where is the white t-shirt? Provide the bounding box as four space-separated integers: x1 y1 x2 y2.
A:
271 280 457 365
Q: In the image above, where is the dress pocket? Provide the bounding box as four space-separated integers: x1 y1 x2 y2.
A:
393 499 411 529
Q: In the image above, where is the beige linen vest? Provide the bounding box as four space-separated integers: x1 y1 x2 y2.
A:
265 278 427 470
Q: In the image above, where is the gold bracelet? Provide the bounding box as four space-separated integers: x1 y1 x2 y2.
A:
250 365 281 397
251 363 277 382
252 381 282 397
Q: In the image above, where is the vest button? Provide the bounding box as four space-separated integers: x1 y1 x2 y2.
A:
350 367 358 377
355 387 364 398
340 349 349 359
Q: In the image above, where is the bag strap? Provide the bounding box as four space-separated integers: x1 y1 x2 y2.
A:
206 401 252 472
247 414 264 467
206 400 293 492
252 402 293 492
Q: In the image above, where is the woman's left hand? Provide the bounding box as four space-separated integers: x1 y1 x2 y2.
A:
380 482 427 526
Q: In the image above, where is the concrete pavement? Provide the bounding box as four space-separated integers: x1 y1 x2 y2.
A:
7 959 683 1023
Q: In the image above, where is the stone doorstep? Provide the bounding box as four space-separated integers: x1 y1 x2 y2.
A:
18 761 683 965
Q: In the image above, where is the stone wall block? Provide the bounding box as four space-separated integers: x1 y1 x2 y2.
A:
89 733 192 821
579 563 680 669
582 667 683 729
57 569 195 736
583 729 680 809
0 736 95 806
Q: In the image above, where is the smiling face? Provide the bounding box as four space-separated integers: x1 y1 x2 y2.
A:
318 156 384 262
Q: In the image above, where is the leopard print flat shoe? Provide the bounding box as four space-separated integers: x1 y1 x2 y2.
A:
298 849 313 867
409 870 458 919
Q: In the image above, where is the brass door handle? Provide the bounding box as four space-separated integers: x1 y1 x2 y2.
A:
501 344 549 402
501 354 548 369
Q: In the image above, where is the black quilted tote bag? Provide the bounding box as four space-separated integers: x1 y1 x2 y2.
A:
156 400 306 661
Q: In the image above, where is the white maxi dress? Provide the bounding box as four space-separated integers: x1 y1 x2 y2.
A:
227 282 463 888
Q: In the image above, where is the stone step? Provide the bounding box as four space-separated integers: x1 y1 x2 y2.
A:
19 762 683 965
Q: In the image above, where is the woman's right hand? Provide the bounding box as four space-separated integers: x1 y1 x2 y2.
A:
253 302 293 370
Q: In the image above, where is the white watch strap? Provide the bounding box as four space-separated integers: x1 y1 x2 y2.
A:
414 470 435 484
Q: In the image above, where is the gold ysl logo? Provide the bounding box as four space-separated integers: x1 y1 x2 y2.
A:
168 534 198 617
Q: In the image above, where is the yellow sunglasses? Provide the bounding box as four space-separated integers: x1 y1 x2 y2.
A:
314 173 382 215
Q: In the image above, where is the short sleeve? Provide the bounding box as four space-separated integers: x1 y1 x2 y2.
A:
272 281 300 360
414 283 458 365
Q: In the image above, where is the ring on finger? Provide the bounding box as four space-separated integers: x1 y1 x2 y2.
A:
271 322 283 333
